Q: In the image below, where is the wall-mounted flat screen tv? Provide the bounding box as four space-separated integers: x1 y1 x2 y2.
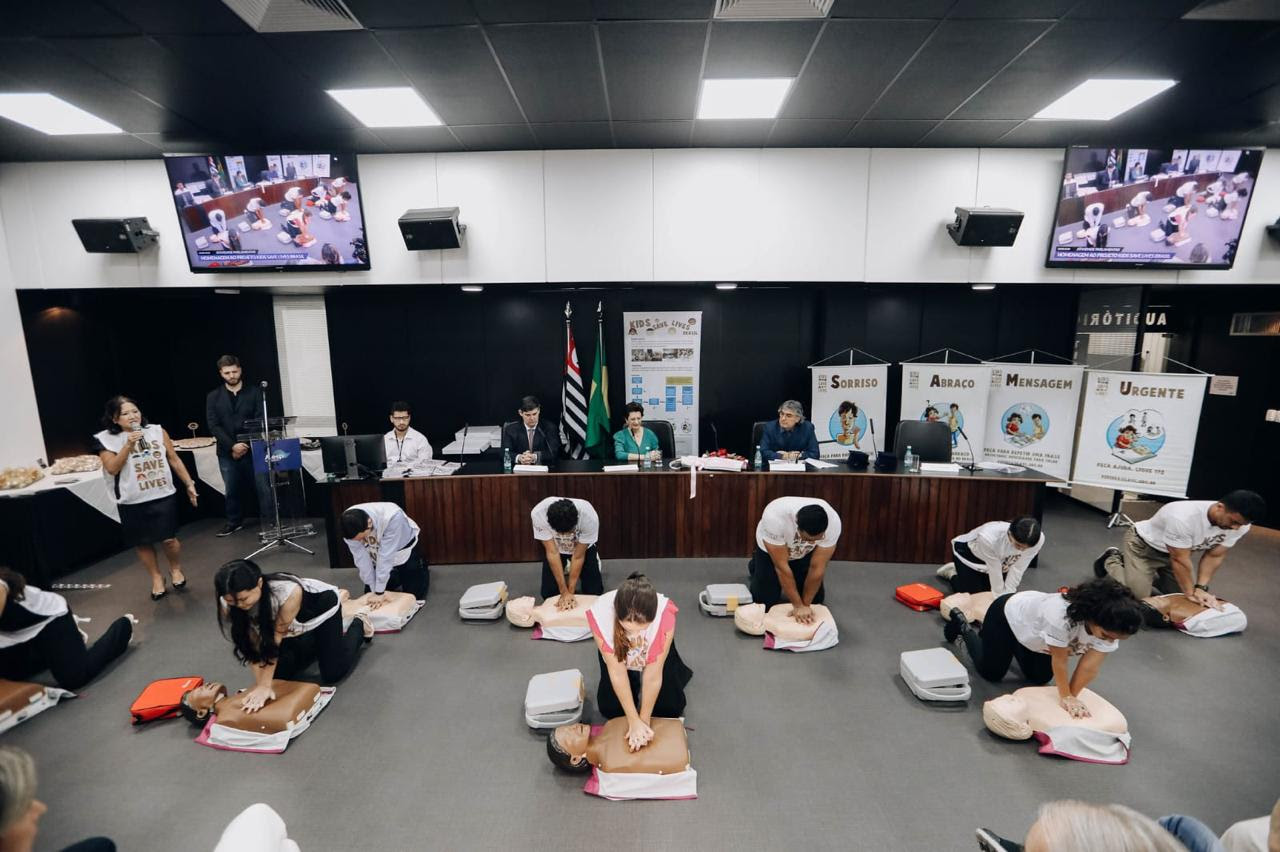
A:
1046 146 1263 270
163 152 369 272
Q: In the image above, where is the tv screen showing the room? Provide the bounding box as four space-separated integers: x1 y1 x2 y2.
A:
163 153 368 272
1046 146 1263 270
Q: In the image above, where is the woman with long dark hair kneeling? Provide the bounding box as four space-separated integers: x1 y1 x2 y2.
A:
214 560 370 712
586 573 692 751
944 577 1143 719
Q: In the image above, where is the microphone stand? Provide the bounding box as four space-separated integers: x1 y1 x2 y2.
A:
458 422 468 467
956 426 980 474
245 380 314 559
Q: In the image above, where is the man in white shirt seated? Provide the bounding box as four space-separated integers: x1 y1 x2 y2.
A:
383 400 432 474
340 502 429 601
531 497 603 608
1096 490 1265 607
748 497 842 624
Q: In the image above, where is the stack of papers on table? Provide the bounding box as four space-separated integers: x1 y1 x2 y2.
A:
768 461 805 472
920 462 961 474
440 436 493 455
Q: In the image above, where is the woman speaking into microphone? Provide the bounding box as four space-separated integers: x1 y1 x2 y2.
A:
93 395 199 600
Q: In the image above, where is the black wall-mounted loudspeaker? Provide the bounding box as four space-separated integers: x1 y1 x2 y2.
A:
947 206 1023 247
71 218 158 253
398 207 466 250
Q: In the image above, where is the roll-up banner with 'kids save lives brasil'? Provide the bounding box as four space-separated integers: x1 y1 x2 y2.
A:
982 365 1084 481
810 365 889 461
898 364 996 465
1071 371 1209 498
623 311 702 457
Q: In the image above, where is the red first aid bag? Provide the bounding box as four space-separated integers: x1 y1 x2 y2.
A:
130 676 203 725
895 583 944 612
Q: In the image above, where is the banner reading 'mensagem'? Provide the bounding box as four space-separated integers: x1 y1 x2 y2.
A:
810 365 889 460
983 364 1083 481
1071 371 1209 498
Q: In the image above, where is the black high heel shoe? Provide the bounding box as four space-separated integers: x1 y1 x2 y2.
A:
171 576 187 592
151 586 169 601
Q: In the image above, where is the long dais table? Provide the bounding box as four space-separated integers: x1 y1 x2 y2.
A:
319 460 1059 568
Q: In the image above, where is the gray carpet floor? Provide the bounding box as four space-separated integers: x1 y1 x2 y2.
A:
9 494 1279 851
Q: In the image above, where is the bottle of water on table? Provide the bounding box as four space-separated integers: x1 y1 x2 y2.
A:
753 445 763 471
903 445 916 473
503 447 513 473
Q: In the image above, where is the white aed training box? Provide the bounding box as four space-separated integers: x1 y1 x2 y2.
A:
699 583 752 616
524 669 585 729
900 648 971 702
459 581 508 620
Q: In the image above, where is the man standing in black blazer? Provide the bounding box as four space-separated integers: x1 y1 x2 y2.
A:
500 395 561 466
205 354 273 536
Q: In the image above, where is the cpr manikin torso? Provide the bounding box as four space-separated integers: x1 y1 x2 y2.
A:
983 686 1131 764
733 603 839 652
1144 593 1247 637
552 717 697 800
505 594 598 641
940 591 995 625
197 680 335 753
0 679 73 734
341 590 423 633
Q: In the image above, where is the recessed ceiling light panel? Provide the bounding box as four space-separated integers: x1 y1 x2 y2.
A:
325 87 442 128
0 94 123 135
1033 79 1177 121
698 78 794 120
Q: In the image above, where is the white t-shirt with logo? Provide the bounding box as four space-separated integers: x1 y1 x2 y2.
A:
531 497 599 555
952 521 1045 596
1135 500 1251 554
1003 591 1118 657
755 497 842 560
94 425 175 505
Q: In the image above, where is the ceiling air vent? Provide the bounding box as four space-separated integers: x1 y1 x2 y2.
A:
222 0 362 32
1230 312 1280 336
714 0 834 19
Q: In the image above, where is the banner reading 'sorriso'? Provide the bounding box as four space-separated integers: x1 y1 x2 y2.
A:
810 364 889 460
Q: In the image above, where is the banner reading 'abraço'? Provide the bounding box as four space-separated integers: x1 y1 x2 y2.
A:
898 364 998 464
1071 371 1209 498
810 364 889 460
982 364 1083 481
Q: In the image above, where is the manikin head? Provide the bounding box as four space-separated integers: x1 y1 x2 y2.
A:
178 682 230 726
547 723 591 773
1209 490 1266 530
518 396 541 429
777 400 804 431
340 508 374 543
0 747 45 852
217 354 242 387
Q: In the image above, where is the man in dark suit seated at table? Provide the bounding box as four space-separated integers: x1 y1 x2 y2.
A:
759 400 819 462
501 395 561 466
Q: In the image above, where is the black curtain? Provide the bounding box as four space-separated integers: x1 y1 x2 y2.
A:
326 283 1078 457
18 289 281 460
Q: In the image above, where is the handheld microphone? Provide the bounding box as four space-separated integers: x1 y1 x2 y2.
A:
956 425 979 473
132 423 150 451
260 380 268 388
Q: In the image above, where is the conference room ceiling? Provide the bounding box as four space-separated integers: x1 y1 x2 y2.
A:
0 0 1277 161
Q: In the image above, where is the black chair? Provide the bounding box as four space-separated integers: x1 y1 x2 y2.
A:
642 419 676 458
892 420 952 463
750 421 769 454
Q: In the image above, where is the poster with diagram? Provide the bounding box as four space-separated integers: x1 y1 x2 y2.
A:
623 311 702 456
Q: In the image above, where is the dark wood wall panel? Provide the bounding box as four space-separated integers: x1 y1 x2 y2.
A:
324 471 1044 568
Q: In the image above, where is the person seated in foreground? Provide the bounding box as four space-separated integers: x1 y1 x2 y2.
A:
975 800 1209 852
0 745 116 851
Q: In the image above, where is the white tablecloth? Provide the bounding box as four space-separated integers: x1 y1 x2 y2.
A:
184 445 325 495
0 471 120 523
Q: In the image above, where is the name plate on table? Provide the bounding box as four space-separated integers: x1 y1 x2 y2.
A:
604 464 639 473
767 461 805 472
513 464 549 474
919 462 961 474
805 458 837 469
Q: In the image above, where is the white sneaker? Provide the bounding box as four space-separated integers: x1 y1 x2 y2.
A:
936 562 957 581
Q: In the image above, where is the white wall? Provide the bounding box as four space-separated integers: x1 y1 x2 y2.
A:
2 145 1274 290
0 201 48 468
